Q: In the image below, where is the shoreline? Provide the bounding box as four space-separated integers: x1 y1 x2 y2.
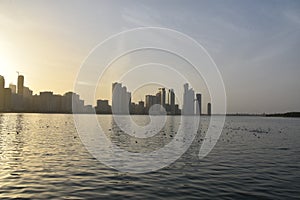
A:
0 112 299 118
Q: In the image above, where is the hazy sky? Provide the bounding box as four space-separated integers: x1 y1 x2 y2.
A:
0 0 299 113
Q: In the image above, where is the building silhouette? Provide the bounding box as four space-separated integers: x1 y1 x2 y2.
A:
182 83 195 115
144 88 180 115
168 89 175 115
131 100 145 114
3 89 11 111
112 82 131 114
0 75 4 89
0 76 5 111
1 74 207 116
17 75 24 95
0 74 89 113
159 88 166 108
145 95 157 113
207 103 211 116
155 91 161 105
9 84 16 94
95 99 111 114
0 75 14 112
196 93 202 115
63 92 84 113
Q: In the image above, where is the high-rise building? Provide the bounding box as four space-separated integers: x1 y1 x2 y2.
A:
17 75 24 95
136 100 145 114
96 99 111 114
112 82 131 114
156 92 161 105
112 82 119 94
4 88 12 111
0 75 4 89
9 84 16 94
196 93 202 115
123 87 131 114
159 88 166 108
39 92 54 112
145 95 157 112
61 92 84 113
112 82 121 114
182 83 195 115
23 86 33 98
0 75 5 111
207 103 211 116
0 74 93 113
30 91 86 114
168 89 175 115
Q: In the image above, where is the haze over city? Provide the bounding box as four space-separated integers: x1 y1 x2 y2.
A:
0 0 300 113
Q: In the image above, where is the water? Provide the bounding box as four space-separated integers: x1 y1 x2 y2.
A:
0 114 299 199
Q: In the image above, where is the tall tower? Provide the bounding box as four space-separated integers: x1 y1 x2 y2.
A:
112 82 131 114
169 89 175 115
159 88 166 108
0 75 4 89
0 75 5 111
17 75 24 95
156 92 161 105
183 83 195 115
112 82 121 114
196 93 202 115
207 103 211 116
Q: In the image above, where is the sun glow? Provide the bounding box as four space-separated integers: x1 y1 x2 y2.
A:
0 52 16 87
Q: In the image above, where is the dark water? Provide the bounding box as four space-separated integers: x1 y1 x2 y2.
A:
0 114 299 199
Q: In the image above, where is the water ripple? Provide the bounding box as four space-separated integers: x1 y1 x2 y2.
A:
0 114 299 199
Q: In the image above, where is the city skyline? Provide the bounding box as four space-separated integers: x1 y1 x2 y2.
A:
1 71 299 115
0 73 210 115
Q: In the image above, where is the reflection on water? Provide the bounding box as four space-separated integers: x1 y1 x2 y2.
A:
106 115 179 153
0 114 300 199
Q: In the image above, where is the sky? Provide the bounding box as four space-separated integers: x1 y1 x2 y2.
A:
0 0 299 113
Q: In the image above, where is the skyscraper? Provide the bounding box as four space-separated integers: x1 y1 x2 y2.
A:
9 84 16 94
136 100 145 114
4 88 11 111
0 75 5 111
168 89 175 115
196 93 202 115
17 75 24 95
182 83 195 115
112 82 121 114
159 88 166 108
207 103 211 116
156 91 161 105
112 82 131 114
145 95 157 112
62 91 84 113
0 75 4 89
124 87 131 114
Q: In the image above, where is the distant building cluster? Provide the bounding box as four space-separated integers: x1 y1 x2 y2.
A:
106 82 181 115
0 74 90 113
0 74 212 115
96 82 211 115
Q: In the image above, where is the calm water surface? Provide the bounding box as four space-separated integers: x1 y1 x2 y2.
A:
0 114 299 199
